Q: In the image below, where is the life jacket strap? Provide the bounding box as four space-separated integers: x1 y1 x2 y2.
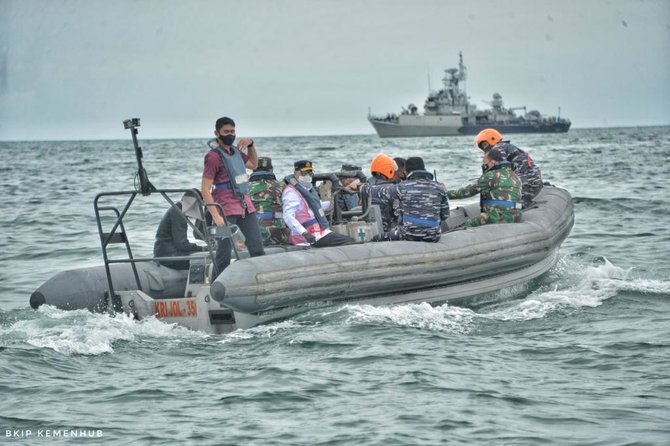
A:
301 217 319 227
403 214 440 228
213 182 232 190
256 212 283 220
482 199 522 209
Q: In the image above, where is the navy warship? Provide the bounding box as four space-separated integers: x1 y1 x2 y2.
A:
368 52 571 138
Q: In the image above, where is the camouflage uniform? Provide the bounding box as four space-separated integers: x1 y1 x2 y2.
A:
366 174 398 231
362 170 449 242
494 141 542 206
447 162 522 227
249 170 291 246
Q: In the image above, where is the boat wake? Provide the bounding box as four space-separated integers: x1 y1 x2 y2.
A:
333 256 670 332
218 319 307 344
0 306 206 356
343 302 477 333
4 258 668 353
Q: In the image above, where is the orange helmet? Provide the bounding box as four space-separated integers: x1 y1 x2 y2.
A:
474 128 502 150
370 153 398 180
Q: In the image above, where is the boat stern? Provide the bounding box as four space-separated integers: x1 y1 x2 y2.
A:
118 288 237 334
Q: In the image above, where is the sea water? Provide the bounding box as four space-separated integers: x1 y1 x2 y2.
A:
1 127 669 445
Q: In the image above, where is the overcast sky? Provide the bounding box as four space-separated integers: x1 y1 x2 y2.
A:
1 0 669 140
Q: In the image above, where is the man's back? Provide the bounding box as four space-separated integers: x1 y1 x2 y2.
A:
479 163 522 203
494 141 542 203
395 171 449 242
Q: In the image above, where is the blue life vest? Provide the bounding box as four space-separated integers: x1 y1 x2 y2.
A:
208 140 249 197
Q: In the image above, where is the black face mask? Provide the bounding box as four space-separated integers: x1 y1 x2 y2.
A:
218 134 236 146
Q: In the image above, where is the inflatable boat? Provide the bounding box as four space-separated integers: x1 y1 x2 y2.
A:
31 185 573 333
29 119 574 333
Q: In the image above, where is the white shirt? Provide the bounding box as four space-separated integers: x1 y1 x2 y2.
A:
282 184 331 243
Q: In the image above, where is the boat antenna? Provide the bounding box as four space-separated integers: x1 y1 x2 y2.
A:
123 118 155 196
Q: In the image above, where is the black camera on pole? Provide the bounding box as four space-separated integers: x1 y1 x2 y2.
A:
123 118 154 196
123 118 141 130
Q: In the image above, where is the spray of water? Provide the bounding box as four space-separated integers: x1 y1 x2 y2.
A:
1 306 206 355
5 258 668 351
338 257 670 331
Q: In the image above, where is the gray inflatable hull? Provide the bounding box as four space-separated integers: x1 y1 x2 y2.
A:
215 186 574 315
30 262 188 312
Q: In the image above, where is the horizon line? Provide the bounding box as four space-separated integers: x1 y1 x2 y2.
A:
1 124 669 143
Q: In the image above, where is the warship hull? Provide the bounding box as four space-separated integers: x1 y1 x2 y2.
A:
369 117 571 138
369 117 462 138
457 121 571 136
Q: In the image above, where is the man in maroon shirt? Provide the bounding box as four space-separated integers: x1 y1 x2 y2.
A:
201 116 265 275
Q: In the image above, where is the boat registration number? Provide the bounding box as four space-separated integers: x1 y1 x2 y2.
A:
155 299 197 318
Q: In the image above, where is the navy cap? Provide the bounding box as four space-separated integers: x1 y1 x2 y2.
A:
294 160 313 172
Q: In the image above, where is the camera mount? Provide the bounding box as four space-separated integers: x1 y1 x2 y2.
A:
123 118 155 196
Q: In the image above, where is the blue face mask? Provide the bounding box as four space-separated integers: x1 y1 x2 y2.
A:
218 134 235 146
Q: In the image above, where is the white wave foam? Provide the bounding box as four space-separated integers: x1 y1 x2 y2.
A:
337 258 670 327
12 258 664 351
613 278 670 295
483 257 663 321
218 319 306 343
4 305 205 355
344 302 477 333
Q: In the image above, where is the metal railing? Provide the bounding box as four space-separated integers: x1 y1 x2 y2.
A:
93 187 228 313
